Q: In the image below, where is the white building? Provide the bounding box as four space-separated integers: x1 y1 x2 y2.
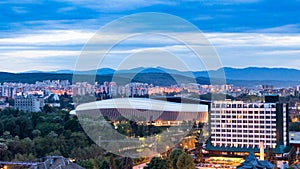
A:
0 86 17 98
0 102 9 110
125 83 149 97
208 97 288 154
14 95 44 112
296 85 300 92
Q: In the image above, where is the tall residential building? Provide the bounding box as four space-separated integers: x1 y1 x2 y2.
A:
207 96 288 154
14 95 44 112
0 86 17 98
296 85 300 94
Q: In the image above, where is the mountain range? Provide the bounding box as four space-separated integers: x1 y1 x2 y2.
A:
1 67 300 87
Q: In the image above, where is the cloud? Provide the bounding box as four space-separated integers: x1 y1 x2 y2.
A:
11 6 28 14
255 50 300 56
57 6 77 13
1 50 80 59
1 0 300 73
58 0 174 12
204 32 300 68
206 33 300 48
0 30 93 46
0 0 40 4
252 24 300 33
183 0 260 5
1 27 300 72
194 15 214 21
8 19 103 31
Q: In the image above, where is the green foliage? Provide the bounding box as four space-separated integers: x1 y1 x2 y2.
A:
170 149 184 169
115 120 166 137
59 94 74 110
144 157 173 169
42 104 54 113
0 108 97 163
77 159 94 169
36 122 63 136
13 153 36 162
0 107 185 169
118 157 133 169
236 94 264 102
100 160 110 169
176 153 195 169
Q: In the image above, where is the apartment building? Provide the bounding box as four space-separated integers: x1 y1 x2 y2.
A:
207 96 288 154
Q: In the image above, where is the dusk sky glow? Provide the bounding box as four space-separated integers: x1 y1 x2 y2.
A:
1 0 300 72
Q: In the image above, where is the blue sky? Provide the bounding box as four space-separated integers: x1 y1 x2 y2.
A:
1 0 300 72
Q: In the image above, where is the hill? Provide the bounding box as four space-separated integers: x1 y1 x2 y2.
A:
1 67 300 87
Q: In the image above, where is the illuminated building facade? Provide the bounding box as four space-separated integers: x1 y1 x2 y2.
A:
72 97 209 126
208 96 289 154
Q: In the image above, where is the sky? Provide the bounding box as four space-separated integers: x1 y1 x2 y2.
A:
1 0 300 72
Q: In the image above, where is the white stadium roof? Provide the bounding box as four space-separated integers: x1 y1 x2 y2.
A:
70 98 208 115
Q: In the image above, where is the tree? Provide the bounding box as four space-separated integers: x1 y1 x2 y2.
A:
288 146 296 165
17 137 34 155
118 157 133 169
32 129 41 138
68 132 88 148
77 159 94 169
109 155 117 169
176 153 195 169
13 153 36 162
144 157 172 169
195 145 204 163
266 148 276 166
170 149 184 169
100 160 110 169
16 116 32 138
0 142 9 161
64 117 83 132
43 104 53 113
179 137 197 150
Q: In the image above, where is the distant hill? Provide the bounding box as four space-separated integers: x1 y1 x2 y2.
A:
0 72 209 86
2 67 300 87
205 67 300 81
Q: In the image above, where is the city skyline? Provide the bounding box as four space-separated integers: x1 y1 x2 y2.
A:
0 1 300 72
2 2 300 167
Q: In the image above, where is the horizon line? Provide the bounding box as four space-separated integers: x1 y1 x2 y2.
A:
3 66 300 74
